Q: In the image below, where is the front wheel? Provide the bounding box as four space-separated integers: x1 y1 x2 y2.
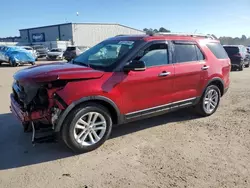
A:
10 59 17 67
195 85 221 116
61 103 112 153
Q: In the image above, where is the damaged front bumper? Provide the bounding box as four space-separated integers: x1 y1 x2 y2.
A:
10 93 51 125
10 80 66 131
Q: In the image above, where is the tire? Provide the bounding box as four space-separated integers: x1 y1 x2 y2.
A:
30 62 35 66
239 64 244 71
245 63 249 68
195 85 221 117
10 59 17 67
61 103 112 153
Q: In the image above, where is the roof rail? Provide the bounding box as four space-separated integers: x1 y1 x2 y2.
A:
152 32 215 39
115 34 127 37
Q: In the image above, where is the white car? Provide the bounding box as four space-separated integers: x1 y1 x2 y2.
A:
21 46 38 60
47 48 64 60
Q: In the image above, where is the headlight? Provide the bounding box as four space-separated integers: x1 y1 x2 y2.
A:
13 79 17 86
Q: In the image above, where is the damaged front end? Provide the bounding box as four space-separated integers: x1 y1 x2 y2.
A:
10 62 105 143
10 79 67 142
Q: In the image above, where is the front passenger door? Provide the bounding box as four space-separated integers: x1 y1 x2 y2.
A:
117 41 175 114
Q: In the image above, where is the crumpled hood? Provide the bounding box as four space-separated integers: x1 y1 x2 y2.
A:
14 62 104 82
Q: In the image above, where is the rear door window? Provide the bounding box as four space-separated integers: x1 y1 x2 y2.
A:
206 43 228 59
67 47 76 51
223 46 239 55
174 43 198 63
195 46 205 61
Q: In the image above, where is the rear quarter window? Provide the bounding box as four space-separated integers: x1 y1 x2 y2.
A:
66 47 76 51
206 43 228 59
223 46 239 55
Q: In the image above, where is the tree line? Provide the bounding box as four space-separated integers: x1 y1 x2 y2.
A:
219 35 250 46
143 27 171 35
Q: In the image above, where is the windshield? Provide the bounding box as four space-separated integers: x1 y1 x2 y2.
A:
33 46 44 50
73 40 137 70
51 49 62 52
223 46 239 55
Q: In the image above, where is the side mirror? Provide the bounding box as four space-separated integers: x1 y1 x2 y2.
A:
123 60 146 72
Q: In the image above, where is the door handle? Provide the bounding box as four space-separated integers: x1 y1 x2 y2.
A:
201 65 210 70
158 72 171 77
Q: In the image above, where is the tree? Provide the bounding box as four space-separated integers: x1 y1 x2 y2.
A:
158 27 170 33
219 35 250 46
143 27 171 35
242 35 247 41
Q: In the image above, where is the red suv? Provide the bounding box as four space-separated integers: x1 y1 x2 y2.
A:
10 33 230 153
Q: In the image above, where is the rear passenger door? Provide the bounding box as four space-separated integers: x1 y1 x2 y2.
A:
172 41 207 102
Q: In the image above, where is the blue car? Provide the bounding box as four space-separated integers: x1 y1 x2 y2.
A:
0 46 36 67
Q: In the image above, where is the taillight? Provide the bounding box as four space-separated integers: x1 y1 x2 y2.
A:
233 53 242 57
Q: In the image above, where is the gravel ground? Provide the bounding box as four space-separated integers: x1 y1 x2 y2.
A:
0 61 250 188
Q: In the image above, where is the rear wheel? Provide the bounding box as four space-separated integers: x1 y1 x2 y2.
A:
195 85 221 116
245 62 249 68
239 64 244 71
61 103 112 153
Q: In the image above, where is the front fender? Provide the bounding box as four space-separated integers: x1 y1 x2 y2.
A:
54 95 122 132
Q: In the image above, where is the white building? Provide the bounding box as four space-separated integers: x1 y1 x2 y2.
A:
19 23 145 47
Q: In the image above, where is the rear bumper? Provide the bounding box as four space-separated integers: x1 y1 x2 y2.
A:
37 53 47 58
47 56 63 60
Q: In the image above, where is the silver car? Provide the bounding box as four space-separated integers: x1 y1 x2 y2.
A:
0 46 9 64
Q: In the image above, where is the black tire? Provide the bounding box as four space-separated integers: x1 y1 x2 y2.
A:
10 60 17 67
239 64 244 71
61 103 112 153
30 62 35 66
245 63 249 68
195 85 221 117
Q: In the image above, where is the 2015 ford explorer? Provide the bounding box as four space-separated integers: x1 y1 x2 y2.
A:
10 33 230 153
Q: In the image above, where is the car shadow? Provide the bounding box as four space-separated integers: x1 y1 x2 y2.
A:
110 109 200 139
0 63 31 68
0 109 200 170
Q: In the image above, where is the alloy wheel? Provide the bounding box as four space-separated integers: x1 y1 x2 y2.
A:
73 112 107 146
203 89 219 114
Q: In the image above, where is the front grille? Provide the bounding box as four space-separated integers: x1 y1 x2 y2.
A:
49 55 58 58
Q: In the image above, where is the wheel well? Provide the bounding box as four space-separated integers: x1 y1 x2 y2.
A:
209 80 224 96
74 99 119 124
